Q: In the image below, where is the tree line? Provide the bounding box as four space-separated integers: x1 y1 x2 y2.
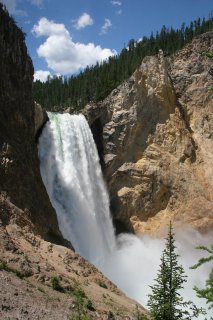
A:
33 13 213 112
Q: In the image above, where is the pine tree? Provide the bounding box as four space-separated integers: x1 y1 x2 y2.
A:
147 222 203 320
191 245 213 319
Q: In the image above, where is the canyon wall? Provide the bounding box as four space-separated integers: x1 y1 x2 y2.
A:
0 5 63 244
84 32 213 235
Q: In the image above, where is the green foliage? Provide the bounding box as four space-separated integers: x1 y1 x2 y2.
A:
0 260 8 271
202 51 213 58
97 280 108 289
191 245 213 319
147 222 204 320
0 260 24 279
85 299 95 311
15 270 24 279
107 310 115 319
50 276 63 292
209 87 213 98
73 288 86 299
194 269 213 310
33 14 213 112
191 245 213 269
69 288 93 320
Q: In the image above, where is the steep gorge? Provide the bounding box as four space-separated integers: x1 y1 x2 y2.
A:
84 32 213 235
0 7 147 319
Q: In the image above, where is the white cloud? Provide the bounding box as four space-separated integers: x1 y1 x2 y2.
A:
32 17 69 37
32 17 116 75
34 70 51 82
74 12 94 30
111 0 122 6
100 18 112 35
1 0 27 16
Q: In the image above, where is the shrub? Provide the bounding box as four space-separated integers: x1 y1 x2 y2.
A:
107 310 115 319
97 280 108 289
51 276 63 292
85 299 95 311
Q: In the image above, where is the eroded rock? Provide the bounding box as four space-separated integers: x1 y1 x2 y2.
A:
0 6 64 243
84 32 213 235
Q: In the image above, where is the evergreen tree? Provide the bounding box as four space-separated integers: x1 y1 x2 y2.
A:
191 245 213 319
147 222 203 320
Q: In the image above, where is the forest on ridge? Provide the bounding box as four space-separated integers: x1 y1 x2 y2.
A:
33 13 213 112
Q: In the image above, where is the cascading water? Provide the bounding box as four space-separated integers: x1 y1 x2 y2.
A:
38 113 116 264
39 113 211 319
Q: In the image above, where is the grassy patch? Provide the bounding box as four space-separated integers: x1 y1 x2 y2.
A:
68 287 95 319
0 260 24 279
73 288 86 299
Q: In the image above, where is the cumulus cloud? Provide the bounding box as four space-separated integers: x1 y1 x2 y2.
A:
34 70 51 82
1 0 27 16
32 17 116 74
32 17 69 37
74 12 94 30
111 0 122 5
100 18 112 35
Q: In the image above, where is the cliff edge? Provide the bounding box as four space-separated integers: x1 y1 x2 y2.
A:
0 5 63 243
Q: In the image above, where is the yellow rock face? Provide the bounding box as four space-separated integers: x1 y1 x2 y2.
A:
85 32 213 236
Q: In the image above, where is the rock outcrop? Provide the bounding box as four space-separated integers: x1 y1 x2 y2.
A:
84 32 213 235
0 5 63 243
34 101 49 141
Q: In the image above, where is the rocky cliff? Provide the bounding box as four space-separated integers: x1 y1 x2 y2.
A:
84 32 213 235
0 5 63 243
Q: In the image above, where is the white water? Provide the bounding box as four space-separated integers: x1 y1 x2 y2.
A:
38 113 116 264
38 113 212 319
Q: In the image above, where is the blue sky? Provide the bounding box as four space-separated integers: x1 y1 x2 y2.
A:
1 0 213 81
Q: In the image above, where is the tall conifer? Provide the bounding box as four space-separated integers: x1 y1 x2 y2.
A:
147 222 203 320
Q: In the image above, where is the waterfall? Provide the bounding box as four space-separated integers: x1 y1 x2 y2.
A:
38 112 116 264
38 113 211 319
